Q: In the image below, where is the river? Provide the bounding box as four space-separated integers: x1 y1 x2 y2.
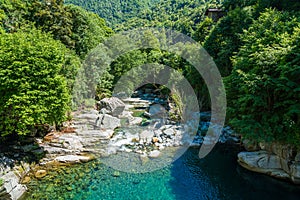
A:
25 144 300 200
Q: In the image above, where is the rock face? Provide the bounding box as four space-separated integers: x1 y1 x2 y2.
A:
0 158 28 200
97 97 125 117
1 172 27 200
238 143 300 184
40 105 121 164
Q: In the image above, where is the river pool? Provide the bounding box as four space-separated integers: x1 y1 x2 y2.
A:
24 144 300 200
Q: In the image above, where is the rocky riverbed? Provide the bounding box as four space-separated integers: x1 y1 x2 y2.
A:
0 88 238 199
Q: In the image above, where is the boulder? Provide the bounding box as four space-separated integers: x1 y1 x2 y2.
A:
152 137 159 143
97 114 121 130
35 170 47 179
148 150 161 158
59 134 83 150
238 151 290 180
1 171 27 200
290 163 300 184
139 130 154 144
128 117 143 126
55 155 92 163
163 128 175 137
149 104 167 118
97 97 125 117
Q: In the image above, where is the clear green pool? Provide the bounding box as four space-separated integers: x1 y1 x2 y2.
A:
25 145 300 200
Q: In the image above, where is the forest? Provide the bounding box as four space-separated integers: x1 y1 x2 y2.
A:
0 0 299 149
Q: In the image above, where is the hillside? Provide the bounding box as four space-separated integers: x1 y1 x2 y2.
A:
65 0 160 27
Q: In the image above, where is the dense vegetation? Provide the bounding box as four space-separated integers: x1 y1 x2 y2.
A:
0 0 112 140
0 0 299 148
65 0 160 28
205 0 300 146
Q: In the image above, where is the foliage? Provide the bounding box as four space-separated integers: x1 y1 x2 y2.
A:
204 6 254 76
226 9 300 147
115 0 224 36
193 17 214 44
0 0 113 58
65 4 113 58
65 0 160 27
0 29 72 137
26 0 113 58
0 0 30 32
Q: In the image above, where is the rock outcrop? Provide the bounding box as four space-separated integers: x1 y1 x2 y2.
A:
238 142 300 184
0 157 28 200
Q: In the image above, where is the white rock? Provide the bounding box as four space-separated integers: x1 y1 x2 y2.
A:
163 128 174 136
55 155 91 163
148 150 161 158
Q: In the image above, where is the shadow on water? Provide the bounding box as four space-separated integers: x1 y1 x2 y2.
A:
169 144 300 200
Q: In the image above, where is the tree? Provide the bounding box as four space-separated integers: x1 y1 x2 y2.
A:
65 4 113 58
0 29 73 138
226 9 300 147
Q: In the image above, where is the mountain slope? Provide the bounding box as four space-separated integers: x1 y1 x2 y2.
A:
65 0 159 27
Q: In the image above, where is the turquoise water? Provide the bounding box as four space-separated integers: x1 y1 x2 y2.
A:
26 145 300 200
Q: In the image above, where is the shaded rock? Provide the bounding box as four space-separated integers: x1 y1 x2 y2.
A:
238 151 290 180
257 154 281 169
21 144 39 153
97 97 125 117
35 170 47 179
295 152 300 162
242 139 260 152
291 163 300 184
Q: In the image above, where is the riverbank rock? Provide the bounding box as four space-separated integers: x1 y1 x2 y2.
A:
148 150 160 158
238 144 300 184
97 114 121 130
1 171 27 200
55 155 92 164
0 156 30 200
